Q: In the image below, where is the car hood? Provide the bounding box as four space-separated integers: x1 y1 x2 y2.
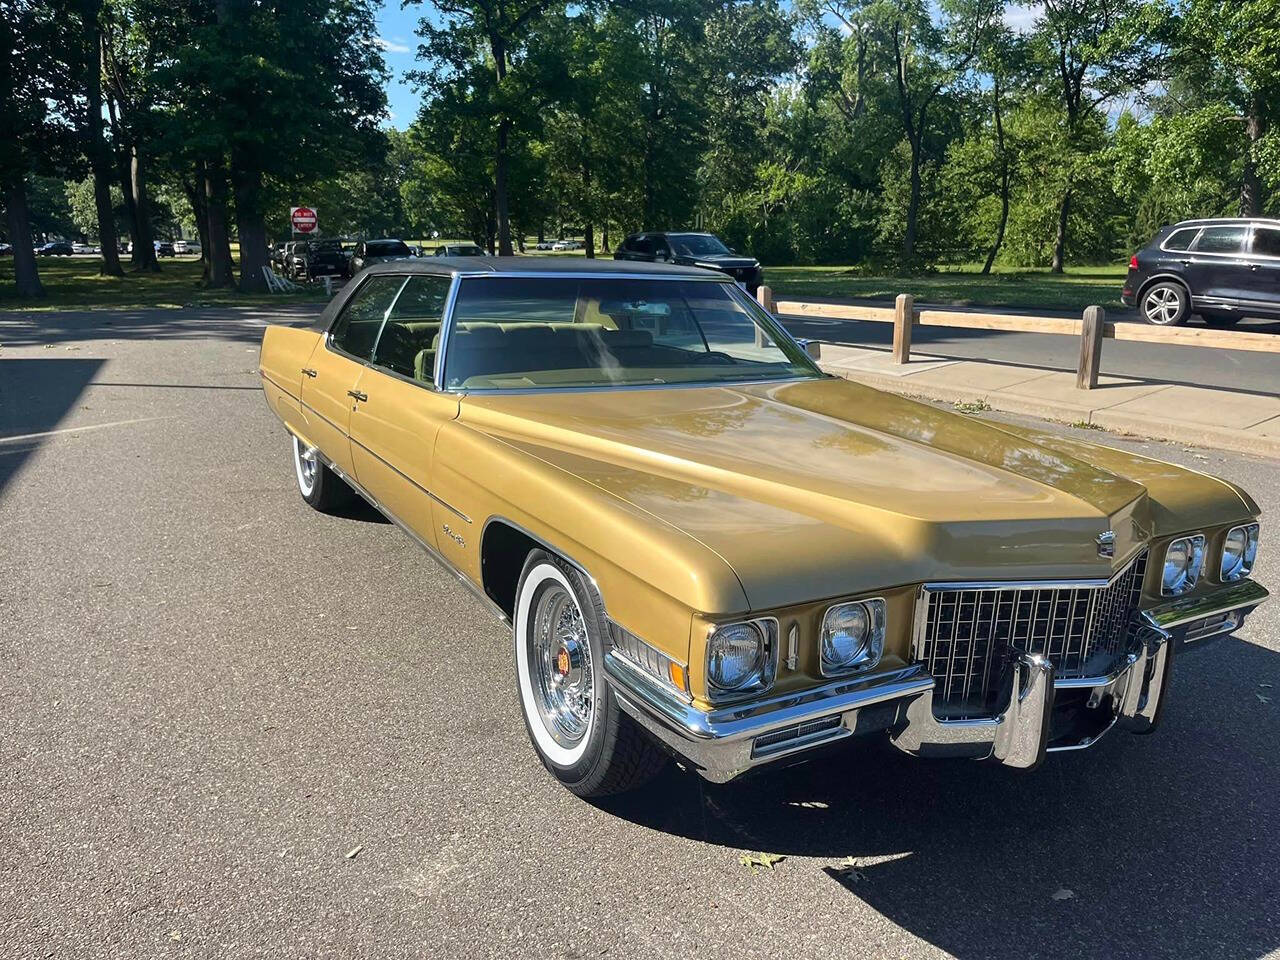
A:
458 378 1251 608
678 254 758 271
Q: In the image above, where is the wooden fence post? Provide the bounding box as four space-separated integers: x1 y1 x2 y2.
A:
1077 305 1105 390
755 285 775 348
893 293 914 364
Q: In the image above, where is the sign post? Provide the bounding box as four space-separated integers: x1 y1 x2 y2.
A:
290 206 318 236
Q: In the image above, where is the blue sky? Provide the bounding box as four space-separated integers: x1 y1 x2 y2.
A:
375 2 424 129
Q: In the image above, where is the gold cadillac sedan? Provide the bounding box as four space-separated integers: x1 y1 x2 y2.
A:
259 258 1268 797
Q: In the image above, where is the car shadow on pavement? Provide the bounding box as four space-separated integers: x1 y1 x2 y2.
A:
598 638 1280 959
0 357 107 499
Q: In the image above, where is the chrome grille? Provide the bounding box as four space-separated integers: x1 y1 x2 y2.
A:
914 551 1148 720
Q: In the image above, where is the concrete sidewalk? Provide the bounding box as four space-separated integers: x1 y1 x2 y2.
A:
817 343 1280 457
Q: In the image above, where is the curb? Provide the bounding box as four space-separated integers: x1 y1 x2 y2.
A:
822 364 1280 459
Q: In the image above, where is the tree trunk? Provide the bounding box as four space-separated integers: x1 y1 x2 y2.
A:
130 146 159 271
582 154 594 259
902 136 922 266
84 5 123 276
495 118 513 257
1051 190 1071 274
5 181 45 298
982 78 1008 276
183 175 212 283
230 156 269 292
1239 98 1264 217
204 166 235 288
602 223 609 253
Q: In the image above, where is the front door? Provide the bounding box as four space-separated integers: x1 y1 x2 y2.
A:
300 274 406 477
348 273 460 549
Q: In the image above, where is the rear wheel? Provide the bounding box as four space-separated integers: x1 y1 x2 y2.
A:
1140 282 1190 326
513 550 666 797
291 435 355 511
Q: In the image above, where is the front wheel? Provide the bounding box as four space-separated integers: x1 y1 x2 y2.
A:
291 435 355 511
1140 282 1190 326
513 551 666 797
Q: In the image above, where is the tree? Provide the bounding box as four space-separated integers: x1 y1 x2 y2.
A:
1021 0 1162 271
410 0 563 256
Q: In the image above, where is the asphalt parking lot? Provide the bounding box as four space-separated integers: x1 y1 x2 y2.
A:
2 306 1277 959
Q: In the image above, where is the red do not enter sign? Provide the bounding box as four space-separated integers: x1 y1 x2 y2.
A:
290 206 318 233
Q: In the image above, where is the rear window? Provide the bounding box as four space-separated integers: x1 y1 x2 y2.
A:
367 240 410 256
1163 227 1199 251
1193 226 1248 254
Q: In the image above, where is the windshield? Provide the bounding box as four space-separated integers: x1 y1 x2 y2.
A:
367 240 410 256
442 276 820 391
668 234 731 257
312 239 343 252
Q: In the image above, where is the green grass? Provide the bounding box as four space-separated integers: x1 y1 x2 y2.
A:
0 256 327 312
764 263 1129 313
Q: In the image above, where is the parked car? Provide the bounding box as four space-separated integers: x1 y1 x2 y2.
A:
550 239 581 251
614 231 763 294
173 239 200 256
534 240 556 251
270 242 289 272
0 243 12 256
154 240 176 257
433 242 486 257
36 241 74 256
72 242 97 255
350 238 414 272
1123 217 1280 327
288 238 349 281
258 258 1267 797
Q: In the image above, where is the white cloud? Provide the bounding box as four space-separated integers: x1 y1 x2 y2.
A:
374 36 411 54
1003 3 1043 34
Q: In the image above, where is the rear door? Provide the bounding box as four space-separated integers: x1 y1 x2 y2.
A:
348 273 459 547
1185 224 1254 307
1243 223 1280 314
300 274 406 477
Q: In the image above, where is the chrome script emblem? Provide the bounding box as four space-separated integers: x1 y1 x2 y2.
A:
1096 530 1116 558
442 523 465 547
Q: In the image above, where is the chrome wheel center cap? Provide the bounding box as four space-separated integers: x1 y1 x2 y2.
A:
555 637 585 688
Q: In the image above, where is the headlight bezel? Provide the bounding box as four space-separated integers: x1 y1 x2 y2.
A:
1162 534 1206 596
705 617 778 703
820 598 887 677
1220 522 1260 582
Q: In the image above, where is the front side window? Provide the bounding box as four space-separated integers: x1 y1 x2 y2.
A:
1251 226 1280 257
329 275 405 359
371 275 452 383
441 276 819 391
1194 226 1248 254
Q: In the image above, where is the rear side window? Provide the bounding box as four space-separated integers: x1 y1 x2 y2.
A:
1252 226 1280 257
632 236 654 256
372 275 452 384
1163 227 1198 251
1194 226 1248 254
329 275 405 359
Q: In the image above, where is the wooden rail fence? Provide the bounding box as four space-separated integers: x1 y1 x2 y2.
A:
756 286 1280 391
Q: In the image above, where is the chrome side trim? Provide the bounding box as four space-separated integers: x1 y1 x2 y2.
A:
287 428 508 625
450 270 732 282
346 432 472 524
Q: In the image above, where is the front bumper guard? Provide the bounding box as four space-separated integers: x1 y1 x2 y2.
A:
608 580 1267 783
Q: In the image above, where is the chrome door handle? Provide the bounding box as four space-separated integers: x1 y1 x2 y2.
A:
302 368 317 378
1250 263 1260 271
347 390 368 402
1178 259 1192 266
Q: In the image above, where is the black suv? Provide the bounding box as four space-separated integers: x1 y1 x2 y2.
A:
1123 218 1280 327
288 238 349 281
613 232 763 294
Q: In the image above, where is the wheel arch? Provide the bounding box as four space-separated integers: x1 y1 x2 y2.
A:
480 516 598 622
1135 271 1191 306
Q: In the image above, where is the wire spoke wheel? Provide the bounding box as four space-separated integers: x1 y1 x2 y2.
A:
528 583 594 749
293 435 318 495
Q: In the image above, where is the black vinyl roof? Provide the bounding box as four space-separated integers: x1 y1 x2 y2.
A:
361 255 724 279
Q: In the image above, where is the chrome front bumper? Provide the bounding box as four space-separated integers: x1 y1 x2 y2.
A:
607 580 1268 783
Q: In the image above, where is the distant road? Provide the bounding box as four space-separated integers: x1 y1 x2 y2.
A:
777 300 1280 397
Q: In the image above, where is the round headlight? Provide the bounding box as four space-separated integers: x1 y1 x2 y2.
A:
707 622 764 691
1163 535 1205 596
822 603 869 668
820 599 886 675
